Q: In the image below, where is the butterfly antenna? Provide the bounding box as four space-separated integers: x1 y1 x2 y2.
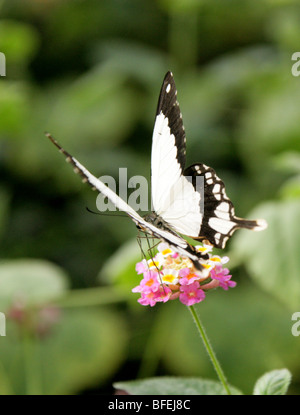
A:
86 207 127 218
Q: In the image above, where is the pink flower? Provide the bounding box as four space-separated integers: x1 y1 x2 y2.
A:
138 291 158 307
179 281 206 306
210 266 236 291
179 268 190 278
155 285 172 303
132 270 160 294
179 267 200 285
138 285 171 307
135 259 148 274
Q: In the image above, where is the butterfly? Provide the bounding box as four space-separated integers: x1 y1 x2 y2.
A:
47 71 266 270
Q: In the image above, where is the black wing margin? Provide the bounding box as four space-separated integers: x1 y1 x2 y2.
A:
156 71 186 171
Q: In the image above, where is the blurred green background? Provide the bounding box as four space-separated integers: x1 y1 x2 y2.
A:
0 0 300 395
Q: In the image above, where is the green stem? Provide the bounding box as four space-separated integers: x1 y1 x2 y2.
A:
188 305 231 395
53 286 128 308
22 330 42 395
0 361 13 395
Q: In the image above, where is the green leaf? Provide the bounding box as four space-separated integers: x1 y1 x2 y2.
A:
272 151 300 175
0 20 39 67
154 284 298 395
0 82 30 135
114 376 242 395
253 369 292 395
0 309 128 395
98 238 141 287
0 186 11 242
39 309 128 394
0 259 69 309
232 200 300 309
95 40 168 87
278 175 300 200
158 0 204 13
237 75 300 177
48 66 139 148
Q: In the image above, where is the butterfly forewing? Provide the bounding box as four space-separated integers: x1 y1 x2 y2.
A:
46 133 206 270
151 72 203 236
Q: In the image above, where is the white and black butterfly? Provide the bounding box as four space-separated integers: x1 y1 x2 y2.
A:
47 71 266 270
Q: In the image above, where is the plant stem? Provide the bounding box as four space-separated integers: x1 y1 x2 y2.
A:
22 330 42 395
188 305 232 395
53 286 128 308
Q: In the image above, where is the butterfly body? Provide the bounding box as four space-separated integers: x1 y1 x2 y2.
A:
143 213 175 234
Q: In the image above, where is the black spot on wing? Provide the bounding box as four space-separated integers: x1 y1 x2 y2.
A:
155 71 186 171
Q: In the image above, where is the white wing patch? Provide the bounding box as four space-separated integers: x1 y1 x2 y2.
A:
151 112 202 237
208 217 236 235
151 112 181 214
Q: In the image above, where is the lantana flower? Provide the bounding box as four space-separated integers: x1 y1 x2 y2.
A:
132 242 236 307
179 281 206 306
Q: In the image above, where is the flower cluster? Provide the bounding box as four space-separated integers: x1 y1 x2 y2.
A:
7 298 61 338
132 243 236 307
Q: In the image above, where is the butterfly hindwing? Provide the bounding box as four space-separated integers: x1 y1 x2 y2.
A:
184 163 266 248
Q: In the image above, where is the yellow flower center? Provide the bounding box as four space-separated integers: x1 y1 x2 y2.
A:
148 260 160 268
202 263 211 269
162 274 176 283
210 257 221 262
